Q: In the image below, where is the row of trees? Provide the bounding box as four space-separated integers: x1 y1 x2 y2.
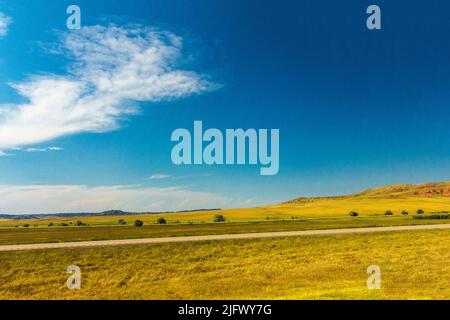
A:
19 214 228 228
18 221 88 228
124 214 227 227
349 209 425 217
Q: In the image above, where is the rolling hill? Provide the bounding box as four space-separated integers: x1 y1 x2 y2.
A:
0 182 449 225
274 181 450 217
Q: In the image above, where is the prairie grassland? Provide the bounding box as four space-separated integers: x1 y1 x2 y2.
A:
0 229 448 300
1 195 449 228
0 216 448 245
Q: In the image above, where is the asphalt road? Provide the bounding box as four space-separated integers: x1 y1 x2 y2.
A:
0 223 449 252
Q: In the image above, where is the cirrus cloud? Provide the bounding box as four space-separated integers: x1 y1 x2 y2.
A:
0 12 11 38
25 146 64 153
148 173 172 180
0 24 217 151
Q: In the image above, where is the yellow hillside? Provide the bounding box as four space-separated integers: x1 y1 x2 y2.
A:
0 182 449 227
275 181 450 217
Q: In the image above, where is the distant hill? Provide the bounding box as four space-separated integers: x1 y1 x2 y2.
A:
0 208 221 220
274 181 450 217
357 182 450 198
286 182 450 204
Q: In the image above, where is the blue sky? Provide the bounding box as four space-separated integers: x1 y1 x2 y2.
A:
0 0 450 213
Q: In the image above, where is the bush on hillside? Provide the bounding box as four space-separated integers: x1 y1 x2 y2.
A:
214 214 226 223
134 220 144 227
156 218 167 225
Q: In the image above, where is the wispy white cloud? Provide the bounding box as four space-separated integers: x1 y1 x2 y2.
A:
48 146 64 151
148 174 172 180
0 12 11 38
0 24 216 152
0 184 236 214
25 146 64 153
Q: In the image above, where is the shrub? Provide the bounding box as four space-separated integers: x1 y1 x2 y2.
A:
134 220 144 227
401 210 408 215
48 222 54 227
60 223 69 227
384 210 394 216
156 218 166 225
75 221 86 226
23 224 30 228
118 219 127 225
214 214 226 223
416 209 425 215
348 211 359 217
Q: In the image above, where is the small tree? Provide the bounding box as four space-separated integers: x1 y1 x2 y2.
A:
214 214 226 223
156 217 167 225
134 220 144 227
48 222 54 227
384 210 394 216
348 211 359 217
75 221 85 226
416 209 425 215
118 219 127 225
401 210 409 215
23 224 30 228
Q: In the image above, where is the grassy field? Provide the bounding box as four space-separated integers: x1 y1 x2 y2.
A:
0 182 449 246
0 229 448 299
1 196 449 226
0 182 448 300
1 191 449 228
0 215 449 245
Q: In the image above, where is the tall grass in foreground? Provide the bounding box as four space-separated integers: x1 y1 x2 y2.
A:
0 229 448 300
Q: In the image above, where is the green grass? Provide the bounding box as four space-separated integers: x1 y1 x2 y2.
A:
0 229 448 300
1 215 448 245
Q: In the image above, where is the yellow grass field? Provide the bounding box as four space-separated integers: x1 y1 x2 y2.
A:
0 229 448 300
1 182 450 227
0 182 448 300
